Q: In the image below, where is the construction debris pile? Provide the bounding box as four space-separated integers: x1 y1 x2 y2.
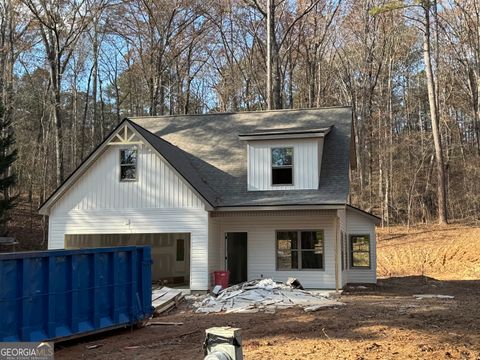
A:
152 287 185 315
191 278 344 314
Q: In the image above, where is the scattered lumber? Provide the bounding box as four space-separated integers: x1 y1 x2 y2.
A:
413 294 455 300
146 321 183 326
152 287 184 315
124 346 140 350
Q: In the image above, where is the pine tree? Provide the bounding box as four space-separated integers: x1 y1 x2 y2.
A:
0 102 17 236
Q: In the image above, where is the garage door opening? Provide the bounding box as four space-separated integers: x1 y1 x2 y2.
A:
65 233 190 286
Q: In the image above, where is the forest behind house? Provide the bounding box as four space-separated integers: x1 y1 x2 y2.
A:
0 0 479 245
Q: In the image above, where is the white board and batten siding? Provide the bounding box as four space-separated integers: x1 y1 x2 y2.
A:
247 138 323 191
208 216 221 278
209 210 338 289
48 144 210 291
345 208 377 284
52 145 204 212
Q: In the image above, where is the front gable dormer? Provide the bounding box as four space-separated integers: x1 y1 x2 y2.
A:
238 127 332 191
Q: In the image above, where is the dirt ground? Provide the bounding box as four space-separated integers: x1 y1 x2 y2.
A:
6 201 479 359
55 276 480 359
377 223 480 280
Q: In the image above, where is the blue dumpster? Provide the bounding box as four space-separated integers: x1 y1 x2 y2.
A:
0 246 152 342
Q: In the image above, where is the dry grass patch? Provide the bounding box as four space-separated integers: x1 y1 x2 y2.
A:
377 223 480 280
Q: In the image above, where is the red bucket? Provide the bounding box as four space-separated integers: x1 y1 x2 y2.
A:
212 270 230 289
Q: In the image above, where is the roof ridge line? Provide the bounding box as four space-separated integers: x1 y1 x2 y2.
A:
129 105 352 120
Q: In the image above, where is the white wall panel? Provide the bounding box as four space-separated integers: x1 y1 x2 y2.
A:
208 216 221 285
48 208 209 290
209 210 337 289
52 145 204 213
247 139 323 191
346 209 377 284
48 142 210 290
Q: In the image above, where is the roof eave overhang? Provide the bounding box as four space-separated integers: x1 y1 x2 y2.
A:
213 204 381 225
346 204 381 225
238 127 332 141
214 204 346 212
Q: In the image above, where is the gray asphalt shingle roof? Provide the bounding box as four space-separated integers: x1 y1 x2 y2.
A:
129 106 352 207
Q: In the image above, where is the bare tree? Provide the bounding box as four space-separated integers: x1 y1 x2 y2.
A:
372 0 448 224
2 0 480 235
246 0 336 109
23 0 94 185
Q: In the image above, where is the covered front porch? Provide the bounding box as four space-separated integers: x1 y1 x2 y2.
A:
207 209 345 290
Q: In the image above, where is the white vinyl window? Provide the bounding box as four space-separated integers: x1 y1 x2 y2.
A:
276 230 324 270
120 148 137 181
271 147 293 185
350 235 371 268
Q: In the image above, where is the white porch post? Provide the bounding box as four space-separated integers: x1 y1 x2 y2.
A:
334 214 341 292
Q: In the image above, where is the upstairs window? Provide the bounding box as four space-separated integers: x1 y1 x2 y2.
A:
272 147 293 185
120 148 137 181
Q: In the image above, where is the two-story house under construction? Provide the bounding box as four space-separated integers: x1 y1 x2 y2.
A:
39 107 380 290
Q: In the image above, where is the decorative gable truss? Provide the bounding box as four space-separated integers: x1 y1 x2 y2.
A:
108 124 144 146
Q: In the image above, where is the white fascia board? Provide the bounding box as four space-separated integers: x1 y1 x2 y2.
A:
346 205 381 225
238 131 329 141
214 204 345 212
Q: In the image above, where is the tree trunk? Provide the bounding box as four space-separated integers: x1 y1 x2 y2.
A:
53 88 64 186
49 41 65 185
266 0 273 109
91 26 98 148
71 79 78 167
99 75 106 139
80 65 93 160
423 4 447 224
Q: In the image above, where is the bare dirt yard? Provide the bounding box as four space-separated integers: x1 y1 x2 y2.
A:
377 223 480 280
55 224 480 359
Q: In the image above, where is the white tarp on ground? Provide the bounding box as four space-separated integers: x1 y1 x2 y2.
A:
191 279 344 314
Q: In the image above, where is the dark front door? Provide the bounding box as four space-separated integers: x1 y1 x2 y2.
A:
226 232 248 285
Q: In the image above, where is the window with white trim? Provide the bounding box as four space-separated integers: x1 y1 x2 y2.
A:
271 147 293 185
276 230 324 270
350 235 371 268
120 148 137 181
